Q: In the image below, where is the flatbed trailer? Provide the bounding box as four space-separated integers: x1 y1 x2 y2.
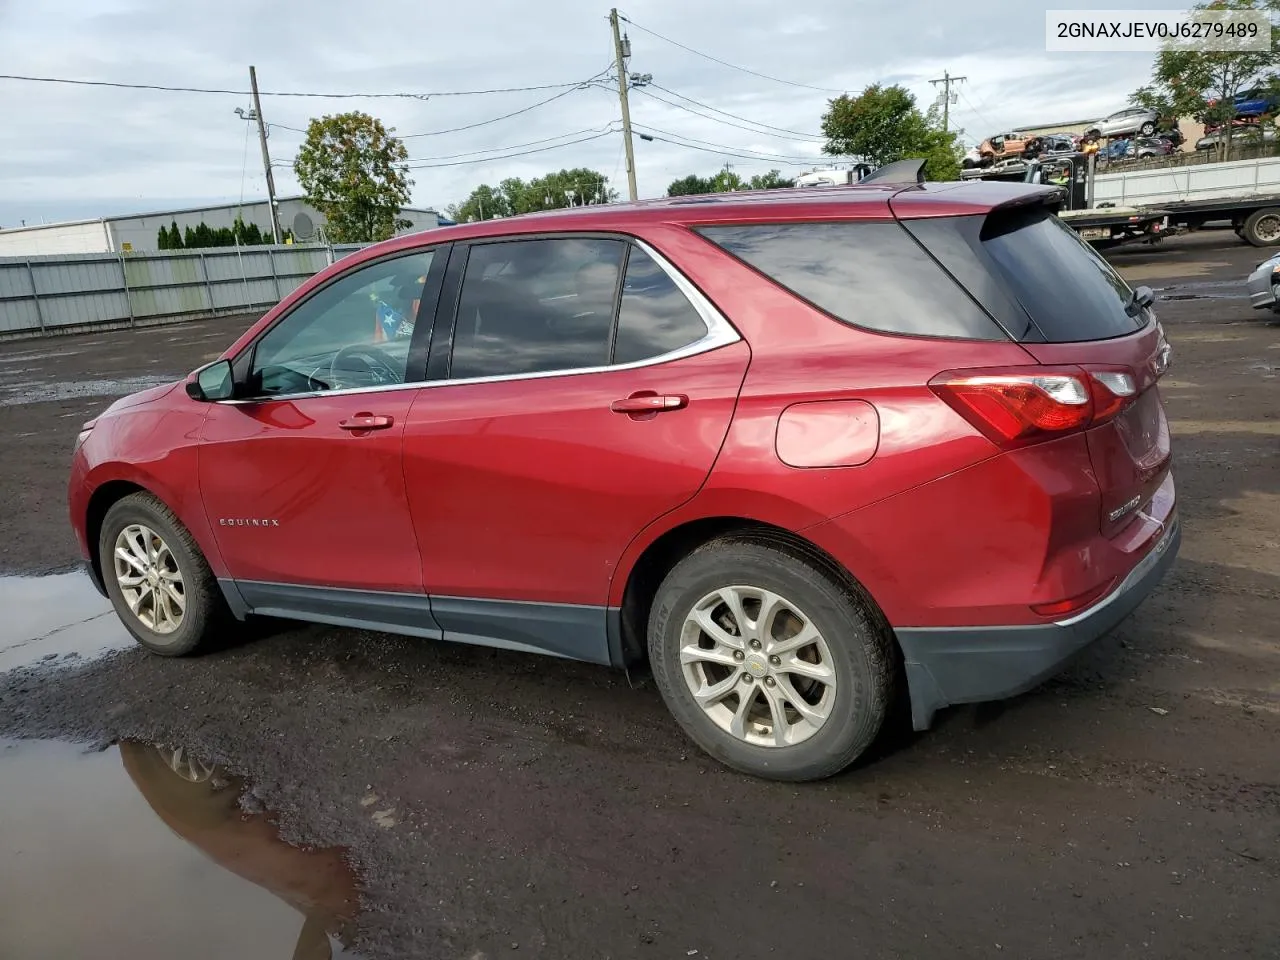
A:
1092 155 1280 245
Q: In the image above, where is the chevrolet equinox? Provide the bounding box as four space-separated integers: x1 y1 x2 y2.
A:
69 178 1180 781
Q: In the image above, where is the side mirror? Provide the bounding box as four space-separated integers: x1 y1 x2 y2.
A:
186 359 235 401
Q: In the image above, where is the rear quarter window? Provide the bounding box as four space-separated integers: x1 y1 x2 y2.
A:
694 221 1007 340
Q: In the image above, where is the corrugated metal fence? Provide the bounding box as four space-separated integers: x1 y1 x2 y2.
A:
0 243 365 337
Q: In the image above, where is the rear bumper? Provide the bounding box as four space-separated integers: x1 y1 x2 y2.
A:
895 514 1181 731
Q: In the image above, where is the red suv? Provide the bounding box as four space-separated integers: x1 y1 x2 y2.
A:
69 179 1179 781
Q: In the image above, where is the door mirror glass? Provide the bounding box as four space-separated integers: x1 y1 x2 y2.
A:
188 360 234 401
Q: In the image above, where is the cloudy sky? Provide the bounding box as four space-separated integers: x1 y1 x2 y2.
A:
0 0 1168 226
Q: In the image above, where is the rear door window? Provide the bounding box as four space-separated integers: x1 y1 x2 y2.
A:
448 237 625 379
695 221 1006 340
978 207 1145 342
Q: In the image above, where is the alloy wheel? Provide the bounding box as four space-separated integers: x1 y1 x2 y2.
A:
156 744 217 783
679 585 837 747
113 523 186 635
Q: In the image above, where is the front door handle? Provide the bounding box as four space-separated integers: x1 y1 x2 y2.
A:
610 393 688 415
339 414 395 431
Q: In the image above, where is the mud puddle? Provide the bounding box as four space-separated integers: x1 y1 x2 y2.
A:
0 737 362 959
0 570 133 671
1155 278 1248 301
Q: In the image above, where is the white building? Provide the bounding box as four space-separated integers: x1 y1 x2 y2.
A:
0 196 442 256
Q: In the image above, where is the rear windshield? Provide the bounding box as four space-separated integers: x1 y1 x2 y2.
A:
979 207 1146 342
694 221 1006 340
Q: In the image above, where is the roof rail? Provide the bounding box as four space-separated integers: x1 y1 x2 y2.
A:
858 158 927 186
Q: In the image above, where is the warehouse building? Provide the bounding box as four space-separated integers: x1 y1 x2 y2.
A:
0 196 443 256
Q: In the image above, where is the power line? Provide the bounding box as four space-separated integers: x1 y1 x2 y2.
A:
403 130 617 169
632 85 824 143
615 15 845 94
399 73 609 138
634 125 825 166
406 125 617 162
958 88 995 136
272 125 619 169
0 72 602 100
632 122 818 161
647 82 824 139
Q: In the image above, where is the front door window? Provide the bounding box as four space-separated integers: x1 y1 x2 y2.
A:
250 250 435 396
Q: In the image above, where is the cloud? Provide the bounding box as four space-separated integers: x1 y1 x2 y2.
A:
0 0 1169 225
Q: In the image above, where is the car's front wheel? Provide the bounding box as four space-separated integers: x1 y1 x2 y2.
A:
99 492 230 656
648 537 894 781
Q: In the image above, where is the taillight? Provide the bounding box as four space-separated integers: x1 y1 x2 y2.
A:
930 365 1138 449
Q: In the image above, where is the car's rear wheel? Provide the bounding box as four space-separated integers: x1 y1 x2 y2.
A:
647 538 894 781
99 492 229 656
1140 121 1156 136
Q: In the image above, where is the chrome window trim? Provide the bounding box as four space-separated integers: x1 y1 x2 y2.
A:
214 236 739 405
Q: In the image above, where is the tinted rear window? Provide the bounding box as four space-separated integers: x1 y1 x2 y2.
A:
979 207 1145 342
695 222 1006 340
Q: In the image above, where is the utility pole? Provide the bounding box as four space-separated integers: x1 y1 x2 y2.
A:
928 70 966 134
249 66 283 245
610 9 638 202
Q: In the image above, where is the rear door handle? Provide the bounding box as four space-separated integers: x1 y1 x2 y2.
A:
339 414 395 431
610 394 688 414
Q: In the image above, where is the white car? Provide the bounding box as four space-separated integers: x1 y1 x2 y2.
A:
1087 107 1159 139
1246 251 1280 311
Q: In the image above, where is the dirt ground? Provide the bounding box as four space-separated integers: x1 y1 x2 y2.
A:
0 230 1277 960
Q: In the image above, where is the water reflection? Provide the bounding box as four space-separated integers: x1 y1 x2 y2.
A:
0 738 361 959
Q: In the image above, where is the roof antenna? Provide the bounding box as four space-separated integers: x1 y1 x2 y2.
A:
858 158 927 186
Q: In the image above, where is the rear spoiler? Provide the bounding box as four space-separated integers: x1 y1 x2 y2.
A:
859 158 926 186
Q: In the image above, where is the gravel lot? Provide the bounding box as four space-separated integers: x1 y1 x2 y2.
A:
0 231 1277 960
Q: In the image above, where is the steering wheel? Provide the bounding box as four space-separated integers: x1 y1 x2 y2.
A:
327 344 403 390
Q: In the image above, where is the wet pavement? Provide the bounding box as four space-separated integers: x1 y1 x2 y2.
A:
0 232 1277 959
0 570 130 671
0 738 360 960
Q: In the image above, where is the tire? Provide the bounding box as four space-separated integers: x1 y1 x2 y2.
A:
1242 207 1280 246
1140 121 1156 136
98 492 230 656
1085 128 1101 140
647 537 894 782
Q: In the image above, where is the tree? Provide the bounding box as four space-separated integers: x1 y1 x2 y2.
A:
522 167 617 211
821 83 960 180
749 169 795 190
183 225 197 248
169 220 183 249
446 169 617 222
156 225 170 250
667 174 715 196
293 111 414 242
447 183 512 223
1131 0 1280 159
710 168 748 192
